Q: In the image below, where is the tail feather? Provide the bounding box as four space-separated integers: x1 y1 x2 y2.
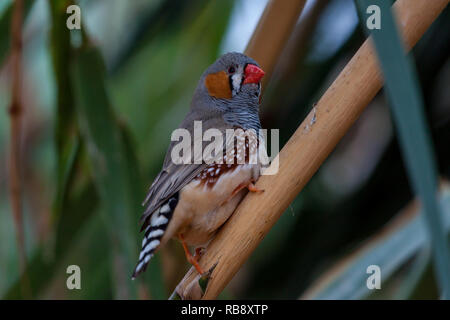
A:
132 193 179 279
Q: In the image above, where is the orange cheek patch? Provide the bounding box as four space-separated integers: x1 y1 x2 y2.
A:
205 71 232 99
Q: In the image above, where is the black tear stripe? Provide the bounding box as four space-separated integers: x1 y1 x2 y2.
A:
131 192 179 279
228 73 234 95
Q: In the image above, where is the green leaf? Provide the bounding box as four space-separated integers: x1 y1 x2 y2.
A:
72 46 137 298
4 182 99 299
119 124 166 299
110 0 207 72
109 0 235 178
72 46 166 299
61 212 114 299
357 0 450 298
48 0 80 227
0 3 12 65
393 248 434 299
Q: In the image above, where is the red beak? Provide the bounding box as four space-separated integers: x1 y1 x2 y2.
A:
243 64 265 84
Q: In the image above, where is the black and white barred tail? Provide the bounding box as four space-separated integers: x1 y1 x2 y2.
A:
131 193 179 279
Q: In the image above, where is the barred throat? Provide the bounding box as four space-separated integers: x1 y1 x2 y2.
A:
132 193 179 279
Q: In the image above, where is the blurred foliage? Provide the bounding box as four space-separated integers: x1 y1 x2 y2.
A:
304 187 450 299
357 0 450 297
0 0 449 300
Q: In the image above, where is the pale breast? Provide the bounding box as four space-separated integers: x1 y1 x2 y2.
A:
178 163 259 246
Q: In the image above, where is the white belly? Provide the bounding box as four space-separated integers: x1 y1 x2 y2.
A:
162 164 260 246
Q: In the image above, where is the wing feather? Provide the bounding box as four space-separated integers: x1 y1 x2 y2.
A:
139 115 229 224
140 163 206 222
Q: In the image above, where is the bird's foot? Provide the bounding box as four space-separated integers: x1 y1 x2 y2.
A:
220 180 264 206
247 180 264 193
179 234 205 275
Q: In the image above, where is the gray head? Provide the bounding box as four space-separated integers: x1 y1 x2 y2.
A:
190 52 265 131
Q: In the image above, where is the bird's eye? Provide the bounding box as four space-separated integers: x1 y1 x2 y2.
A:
228 66 235 74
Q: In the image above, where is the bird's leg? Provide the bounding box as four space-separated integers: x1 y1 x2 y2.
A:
247 179 264 193
178 234 205 275
221 179 264 205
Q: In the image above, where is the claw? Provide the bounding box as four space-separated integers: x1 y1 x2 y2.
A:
248 182 264 193
194 247 205 260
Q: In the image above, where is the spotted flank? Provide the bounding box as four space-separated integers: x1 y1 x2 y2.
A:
195 128 260 187
132 193 179 279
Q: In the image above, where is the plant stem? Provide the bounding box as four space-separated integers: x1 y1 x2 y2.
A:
9 0 30 298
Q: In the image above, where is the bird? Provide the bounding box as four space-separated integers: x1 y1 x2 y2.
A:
132 52 266 279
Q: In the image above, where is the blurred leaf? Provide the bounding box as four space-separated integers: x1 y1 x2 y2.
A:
60 212 113 299
72 46 137 298
406 253 440 299
48 0 80 226
72 46 166 299
52 138 81 254
357 0 450 298
0 3 12 65
110 0 205 72
393 248 434 299
109 0 234 177
119 125 166 299
4 183 98 299
304 188 450 299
